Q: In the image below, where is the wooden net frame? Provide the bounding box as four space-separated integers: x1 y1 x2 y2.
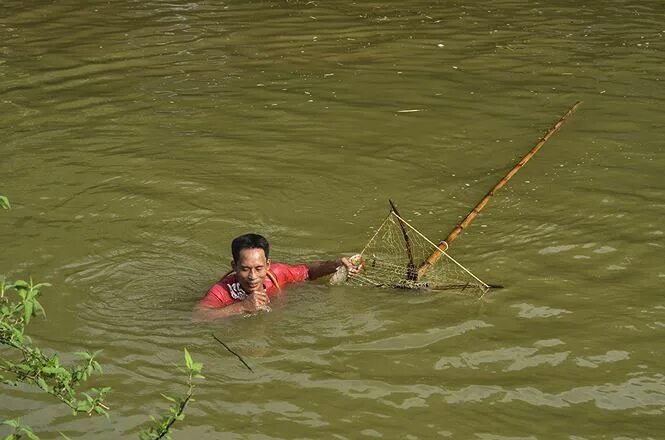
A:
335 101 582 297
346 210 490 297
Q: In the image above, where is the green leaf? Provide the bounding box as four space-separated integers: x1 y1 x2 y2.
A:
13 363 31 373
0 195 10 209
92 361 103 374
22 428 40 440
32 299 45 318
94 406 108 418
184 348 193 370
2 419 20 428
36 377 48 391
23 300 33 325
160 393 176 403
12 280 29 289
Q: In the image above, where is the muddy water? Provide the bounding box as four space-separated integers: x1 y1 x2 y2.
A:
1 1 664 438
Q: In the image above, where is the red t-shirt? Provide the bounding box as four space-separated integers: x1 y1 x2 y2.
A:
198 262 310 308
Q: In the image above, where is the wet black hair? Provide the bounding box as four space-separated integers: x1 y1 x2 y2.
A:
231 233 270 262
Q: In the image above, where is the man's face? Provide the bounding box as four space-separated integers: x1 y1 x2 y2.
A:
233 248 270 295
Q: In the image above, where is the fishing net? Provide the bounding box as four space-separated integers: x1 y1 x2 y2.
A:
329 103 583 296
335 210 489 297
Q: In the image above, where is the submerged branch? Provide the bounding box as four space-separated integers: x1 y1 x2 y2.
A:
212 334 253 372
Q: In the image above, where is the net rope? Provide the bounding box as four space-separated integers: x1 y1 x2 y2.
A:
345 211 489 297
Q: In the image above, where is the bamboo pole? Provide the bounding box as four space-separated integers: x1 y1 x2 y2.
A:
416 101 582 280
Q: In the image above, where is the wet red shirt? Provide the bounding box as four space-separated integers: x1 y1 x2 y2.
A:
198 262 310 308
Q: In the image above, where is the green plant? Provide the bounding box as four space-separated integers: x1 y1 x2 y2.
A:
0 195 9 210
0 278 110 416
138 349 204 440
2 419 39 440
2 195 204 439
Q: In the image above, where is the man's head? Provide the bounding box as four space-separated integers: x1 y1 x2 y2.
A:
231 233 271 295
231 233 269 262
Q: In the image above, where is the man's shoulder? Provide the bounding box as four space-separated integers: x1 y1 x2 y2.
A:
270 261 306 273
269 262 290 272
217 272 235 284
269 261 309 283
200 279 234 308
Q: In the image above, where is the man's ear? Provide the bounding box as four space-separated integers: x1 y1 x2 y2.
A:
230 260 236 271
266 259 271 269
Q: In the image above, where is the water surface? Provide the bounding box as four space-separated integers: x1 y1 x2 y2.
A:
1 1 664 438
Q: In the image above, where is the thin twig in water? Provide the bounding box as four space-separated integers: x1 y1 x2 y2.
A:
212 334 253 372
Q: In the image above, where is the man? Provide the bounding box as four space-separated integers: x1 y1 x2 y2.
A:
195 233 359 319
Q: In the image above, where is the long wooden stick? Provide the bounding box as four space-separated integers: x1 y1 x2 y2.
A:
416 101 582 280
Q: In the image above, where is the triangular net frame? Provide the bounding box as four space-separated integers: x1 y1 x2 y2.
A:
338 103 582 296
346 211 489 297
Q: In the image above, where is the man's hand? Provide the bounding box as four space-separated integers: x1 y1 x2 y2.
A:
308 254 364 281
339 255 363 278
241 289 271 313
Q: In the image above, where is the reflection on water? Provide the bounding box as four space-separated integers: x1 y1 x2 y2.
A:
1 0 664 438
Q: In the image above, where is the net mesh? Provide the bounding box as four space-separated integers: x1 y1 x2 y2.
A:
344 211 489 297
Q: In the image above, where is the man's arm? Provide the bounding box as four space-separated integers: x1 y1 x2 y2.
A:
307 257 358 280
193 302 248 320
193 290 270 320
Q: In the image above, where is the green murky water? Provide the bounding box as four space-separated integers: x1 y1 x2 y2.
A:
2 1 664 438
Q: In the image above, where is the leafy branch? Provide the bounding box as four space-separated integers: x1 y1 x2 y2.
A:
2 418 39 440
2 195 205 439
0 278 110 417
138 349 204 440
